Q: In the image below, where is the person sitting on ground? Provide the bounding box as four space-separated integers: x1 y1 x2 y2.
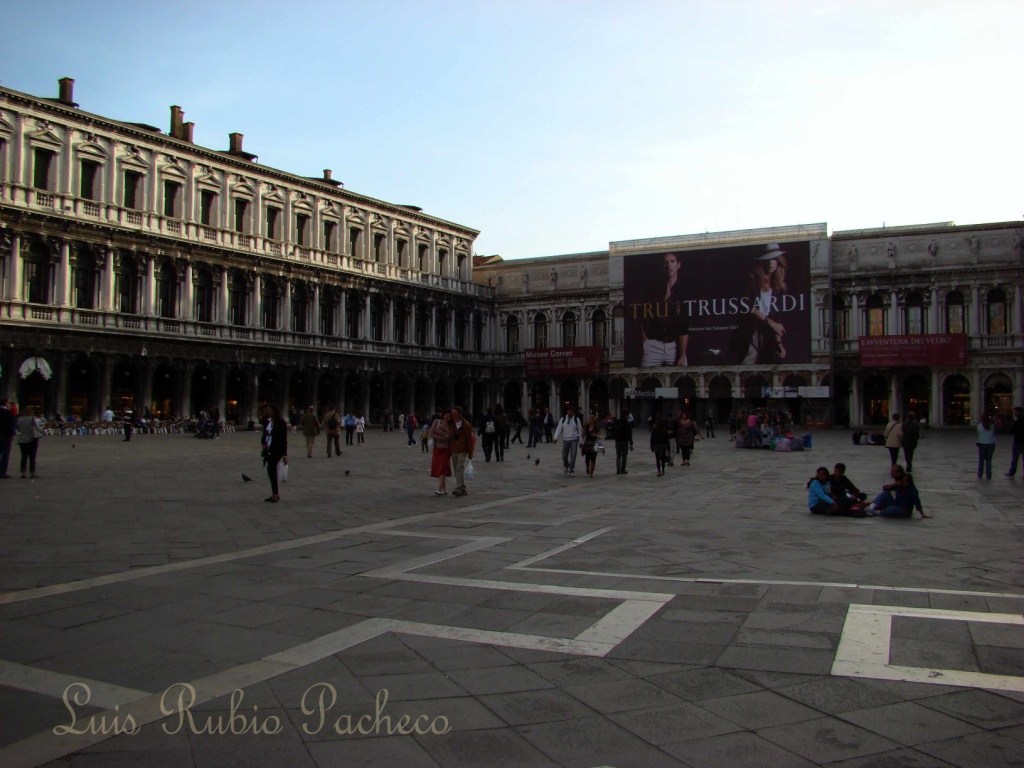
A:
806 462 868 516
867 472 929 518
808 467 838 515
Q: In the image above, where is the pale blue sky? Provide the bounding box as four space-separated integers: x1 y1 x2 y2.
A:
2 0 1021 257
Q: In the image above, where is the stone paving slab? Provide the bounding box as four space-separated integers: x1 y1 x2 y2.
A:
0 428 1021 766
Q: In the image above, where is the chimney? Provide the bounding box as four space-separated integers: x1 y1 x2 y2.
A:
323 169 332 181
57 77 78 107
181 122 194 143
170 106 184 139
229 133 244 153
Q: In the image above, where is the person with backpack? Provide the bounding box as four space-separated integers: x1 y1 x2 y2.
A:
553 405 584 477
901 412 921 472
323 404 342 458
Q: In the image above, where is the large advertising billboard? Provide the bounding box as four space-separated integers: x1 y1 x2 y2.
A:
859 335 968 368
623 241 812 368
525 347 603 377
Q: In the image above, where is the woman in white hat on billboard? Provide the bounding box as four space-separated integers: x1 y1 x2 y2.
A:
740 244 789 364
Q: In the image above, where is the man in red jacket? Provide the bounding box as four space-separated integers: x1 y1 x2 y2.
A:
449 405 475 497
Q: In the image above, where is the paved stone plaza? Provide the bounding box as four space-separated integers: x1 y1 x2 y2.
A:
0 426 1022 768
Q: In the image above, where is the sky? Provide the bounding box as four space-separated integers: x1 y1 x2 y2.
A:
2 0 1022 258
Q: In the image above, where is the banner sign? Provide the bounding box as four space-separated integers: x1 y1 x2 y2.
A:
798 386 831 398
624 387 679 400
525 346 603 377
622 241 812 368
858 335 969 368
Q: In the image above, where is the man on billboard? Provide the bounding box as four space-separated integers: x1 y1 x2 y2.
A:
640 252 690 367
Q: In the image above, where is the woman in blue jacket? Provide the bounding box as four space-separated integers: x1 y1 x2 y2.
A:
808 467 837 515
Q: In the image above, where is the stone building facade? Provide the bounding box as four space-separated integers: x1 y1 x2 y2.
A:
1 79 494 425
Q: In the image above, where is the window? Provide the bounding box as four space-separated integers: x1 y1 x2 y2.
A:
457 254 466 280
866 295 885 337
234 199 249 233
266 206 281 239
506 316 520 353
533 314 548 348
905 292 924 335
80 160 100 200
194 269 214 323
373 233 385 262
157 262 177 318
345 293 360 337
987 289 1007 335
320 291 335 335
117 258 139 314
415 304 428 346
163 181 181 218
946 290 965 334
24 248 51 304
72 251 97 309
323 221 336 251
296 214 310 246
33 148 55 190
455 310 467 350
228 274 246 325
348 227 361 258
435 308 448 347
831 296 848 342
473 311 484 351
291 284 308 333
592 309 607 348
396 239 407 267
438 249 448 275
417 244 428 271
199 190 217 226
123 171 143 209
612 306 624 345
394 301 407 343
262 283 279 329
370 296 384 340
562 311 577 347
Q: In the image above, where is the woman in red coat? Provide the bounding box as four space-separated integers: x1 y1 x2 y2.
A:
429 410 454 495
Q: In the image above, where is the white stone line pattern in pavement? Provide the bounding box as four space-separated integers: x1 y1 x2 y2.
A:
0 618 406 768
395 622 615 657
515 566 1024 600
0 659 149 709
0 489 563 605
511 526 616 568
832 604 1024 693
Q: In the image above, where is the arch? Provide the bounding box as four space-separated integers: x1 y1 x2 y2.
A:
391 375 411 415
502 381 522 412
24 241 54 305
943 374 971 426
225 367 246 424
116 251 142 315
228 272 247 326
262 280 282 330
902 373 929 422
414 376 432 418
111 358 140 412
744 374 769 401
258 368 280 418
588 379 609 419
369 294 386 341
608 376 628 401
505 314 521 353
558 379 580 413
987 288 1008 336
591 308 608 349
433 378 450 411
194 267 215 323
708 375 732 399
984 372 1013 420
66 356 99 420
291 283 310 334
530 380 550 411
561 310 578 347
157 260 178 319
675 375 698 405
945 290 966 334
863 373 889 425
190 365 216 417
532 312 549 349
368 374 386 422
290 369 313 414
152 363 179 418
72 247 99 310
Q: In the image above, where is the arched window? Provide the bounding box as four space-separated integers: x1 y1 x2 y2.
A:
392 300 407 343
262 281 280 330
157 262 177 319
435 306 449 347
987 288 1007 336
561 310 577 347
865 295 885 336
292 283 309 334
904 291 925 335
592 308 608 348
228 273 247 326
506 315 520 353
72 249 98 310
194 268 214 323
455 309 467 350
945 290 965 334
533 312 548 349
345 292 361 338
369 296 384 341
415 303 429 346
24 243 53 305
117 253 140 314
831 295 847 342
473 310 484 352
612 305 624 346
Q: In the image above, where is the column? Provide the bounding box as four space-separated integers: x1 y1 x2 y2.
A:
928 287 939 335
141 358 154 416
181 363 193 419
430 306 437 346
280 368 290 416
810 293 821 351
183 262 194 320
250 273 261 328
59 241 71 307
144 255 156 316
549 382 559 417
849 293 860 340
339 290 347 337
1013 282 1023 339
850 373 862 427
522 380 529 414
582 379 591 415
386 298 394 342
362 293 371 340
311 283 320 335
102 248 115 311
216 366 227 419
9 234 23 301
889 291 899 335
448 310 455 349
930 370 941 428
970 285 981 337
55 354 70 419
98 357 113 418
890 373 900 418
971 369 983 423
219 267 229 324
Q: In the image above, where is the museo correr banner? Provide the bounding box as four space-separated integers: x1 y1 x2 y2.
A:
623 241 812 368
524 346 604 377
859 335 969 368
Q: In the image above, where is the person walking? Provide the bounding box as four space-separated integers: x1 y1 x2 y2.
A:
676 412 701 466
323 404 342 457
901 412 921 472
300 405 321 458
0 398 15 479
479 407 498 462
728 412 737 440
581 415 601 478
651 415 670 476
405 412 418 447
1005 406 1024 478
884 413 903 467
612 408 634 475
429 410 454 495
527 409 541 448
122 406 134 442
976 413 997 479
261 405 288 502
449 406 475 497
494 404 509 458
343 412 356 445
704 413 715 438
543 408 554 443
553 405 584 477
510 411 524 444
16 407 44 479
354 413 366 445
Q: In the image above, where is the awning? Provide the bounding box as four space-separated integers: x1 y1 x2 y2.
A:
18 357 53 381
